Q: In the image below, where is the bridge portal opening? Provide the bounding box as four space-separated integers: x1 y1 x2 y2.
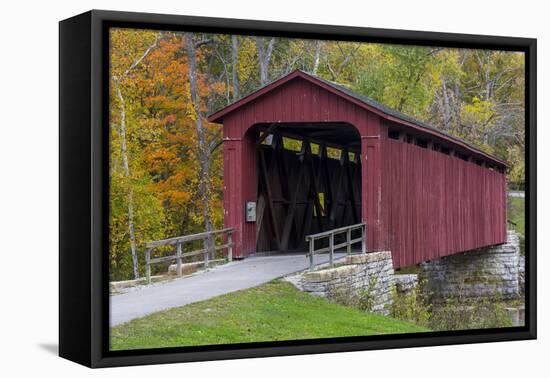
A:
251 122 362 253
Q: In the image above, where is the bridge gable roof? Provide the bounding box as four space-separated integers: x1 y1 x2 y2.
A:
208 70 507 167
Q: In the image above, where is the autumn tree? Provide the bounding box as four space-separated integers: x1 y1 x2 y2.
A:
109 29 165 280
109 29 525 280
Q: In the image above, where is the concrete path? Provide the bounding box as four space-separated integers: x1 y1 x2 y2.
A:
508 191 525 198
110 253 344 326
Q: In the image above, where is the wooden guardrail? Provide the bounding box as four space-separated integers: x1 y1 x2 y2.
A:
305 223 366 271
144 228 234 283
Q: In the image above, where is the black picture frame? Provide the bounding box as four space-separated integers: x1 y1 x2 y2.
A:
59 9 537 368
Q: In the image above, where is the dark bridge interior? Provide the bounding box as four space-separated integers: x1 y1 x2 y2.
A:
254 122 362 253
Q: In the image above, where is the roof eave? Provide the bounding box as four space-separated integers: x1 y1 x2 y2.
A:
207 70 508 168
207 70 305 124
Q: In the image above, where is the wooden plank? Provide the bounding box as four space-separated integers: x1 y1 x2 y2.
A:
227 234 233 262
150 255 179 264
145 248 151 284
306 223 365 240
343 146 359 223
176 243 182 276
328 150 346 228
255 193 266 245
382 134 507 268
203 237 209 268
146 228 234 248
297 158 313 243
256 123 279 146
258 142 282 251
149 243 233 265
305 142 324 231
280 142 306 251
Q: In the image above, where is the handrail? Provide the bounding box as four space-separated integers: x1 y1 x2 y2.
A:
145 228 234 248
305 223 365 240
305 222 366 271
144 228 234 283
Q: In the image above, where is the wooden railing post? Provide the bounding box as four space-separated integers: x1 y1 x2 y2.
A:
346 228 351 255
144 228 234 283
176 243 182 276
309 237 314 271
145 248 151 284
305 222 365 271
204 238 209 268
227 231 233 262
361 224 366 254
329 233 334 267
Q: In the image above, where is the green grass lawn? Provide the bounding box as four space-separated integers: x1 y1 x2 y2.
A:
110 281 429 350
508 197 525 237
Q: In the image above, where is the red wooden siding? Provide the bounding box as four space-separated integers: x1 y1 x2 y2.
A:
211 71 507 265
221 78 382 257
380 138 507 268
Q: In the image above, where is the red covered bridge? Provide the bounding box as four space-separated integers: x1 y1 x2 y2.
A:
208 70 507 268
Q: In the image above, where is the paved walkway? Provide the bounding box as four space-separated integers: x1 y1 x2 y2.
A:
110 253 345 326
508 191 525 198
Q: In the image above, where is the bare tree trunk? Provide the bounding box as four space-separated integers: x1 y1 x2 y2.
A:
484 55 493 100
185 33 214 251
231 35 240 100
453 82 462 132
112 33 162 279
115 82 140 279
326 43 360 81
256 36 275 85
111 34 160 280
441 77 452 131
312 40 322 75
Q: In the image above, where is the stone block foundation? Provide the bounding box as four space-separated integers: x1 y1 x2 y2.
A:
285 231 522 320
286 251 397 315
420 231 522 304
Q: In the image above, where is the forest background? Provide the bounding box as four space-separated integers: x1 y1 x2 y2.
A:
109 28 525 280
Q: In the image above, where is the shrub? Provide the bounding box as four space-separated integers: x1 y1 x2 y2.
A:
429 295 512 331
326 276 378 313
389 281 431 328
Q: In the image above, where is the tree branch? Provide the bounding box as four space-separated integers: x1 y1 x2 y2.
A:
120 33 162 79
